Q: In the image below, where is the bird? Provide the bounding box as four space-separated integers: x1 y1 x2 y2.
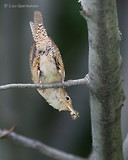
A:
29 11 79 119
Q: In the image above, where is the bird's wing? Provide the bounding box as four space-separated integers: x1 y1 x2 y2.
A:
50 38 65 81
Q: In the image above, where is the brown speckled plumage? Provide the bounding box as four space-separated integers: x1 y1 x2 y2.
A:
29 11 79 119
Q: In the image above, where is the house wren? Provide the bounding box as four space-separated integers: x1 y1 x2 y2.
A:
29 11 79 119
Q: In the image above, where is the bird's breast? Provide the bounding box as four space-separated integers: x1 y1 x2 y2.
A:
40 54 61 83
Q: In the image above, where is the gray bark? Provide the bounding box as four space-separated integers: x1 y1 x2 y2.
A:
123 134 128 160
80 0 125 160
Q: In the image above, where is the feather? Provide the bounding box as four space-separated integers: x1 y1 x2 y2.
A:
34 11 43 37
50 38 65 81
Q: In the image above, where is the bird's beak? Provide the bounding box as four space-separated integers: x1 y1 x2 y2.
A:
67 105 79 120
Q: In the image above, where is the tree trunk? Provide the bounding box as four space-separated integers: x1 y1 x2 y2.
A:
80 0 125 160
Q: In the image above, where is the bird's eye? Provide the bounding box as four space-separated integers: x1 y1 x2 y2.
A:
38 50 43 54
66 96 70 101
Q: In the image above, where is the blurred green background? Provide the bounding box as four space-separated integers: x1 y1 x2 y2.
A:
0 0 128 160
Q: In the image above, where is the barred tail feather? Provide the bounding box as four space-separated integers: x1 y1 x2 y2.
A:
34 11 43 36
29 21 35 40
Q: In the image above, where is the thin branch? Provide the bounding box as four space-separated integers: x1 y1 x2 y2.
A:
0 75 89 91
0 75 91 160
0 128 87 160
123 134 128 160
